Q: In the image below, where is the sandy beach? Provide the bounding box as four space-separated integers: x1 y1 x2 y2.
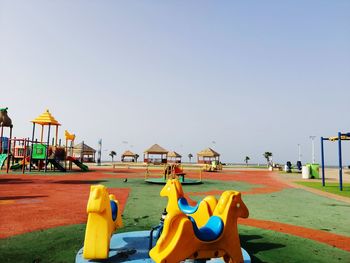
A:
321 168 350 182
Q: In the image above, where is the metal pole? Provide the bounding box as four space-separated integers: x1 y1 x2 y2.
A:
309 136 316 164
22 138 26 174
12 137 16 166
321 137 325 187
25 138 30 173
29 123 36 172
55 125 58 146
70 140 73 170
40 125 44 143
45 124 51 173
97 139 102 166
338 132 343 191
6 126 13 173
0 125 3 154
65 139 68 170
81 140 84 162
312 139 315 164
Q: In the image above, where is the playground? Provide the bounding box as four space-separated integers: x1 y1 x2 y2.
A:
0 108 90 176
0 167 349 263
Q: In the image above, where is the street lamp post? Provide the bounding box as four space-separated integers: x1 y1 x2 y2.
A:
309 136 316 164
97 139 102 166
297 144 301 162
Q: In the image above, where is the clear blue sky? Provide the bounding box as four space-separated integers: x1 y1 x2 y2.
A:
1 1 349 164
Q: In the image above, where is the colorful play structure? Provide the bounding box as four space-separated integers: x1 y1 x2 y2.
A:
83 185 122 259
0 108 89 173
321 132 350 191
77 179 250 263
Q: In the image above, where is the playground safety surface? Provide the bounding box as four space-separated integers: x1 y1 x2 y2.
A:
75 230 251 263
0 168 350 253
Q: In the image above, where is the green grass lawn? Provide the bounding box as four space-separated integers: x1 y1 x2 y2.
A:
296 181 350 198
1 177 349 262
103 178 258 232
1 224 349 263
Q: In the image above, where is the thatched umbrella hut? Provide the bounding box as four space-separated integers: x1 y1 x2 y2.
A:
144 144 168 164
121 150 137 162
197 147 220 164
73 142 96 162
167 151 182 163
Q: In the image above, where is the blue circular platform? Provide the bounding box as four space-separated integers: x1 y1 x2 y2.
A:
76 230 251 262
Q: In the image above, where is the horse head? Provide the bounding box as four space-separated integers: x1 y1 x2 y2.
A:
232 191 249 218
215 190 249 219
160 179 185 214
160 179 184 197
86 185 109 213
65 130 76 141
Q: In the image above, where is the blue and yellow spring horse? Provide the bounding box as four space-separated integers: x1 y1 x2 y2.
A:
83 185 123 259
150 179 249 263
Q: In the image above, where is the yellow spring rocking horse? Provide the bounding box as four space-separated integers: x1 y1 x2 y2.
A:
162 178 218 227
83 185 123 259
149 179 249 263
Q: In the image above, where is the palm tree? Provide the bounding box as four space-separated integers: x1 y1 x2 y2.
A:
109 151 116 163
263 152 273 166
188 153 193 163
244 156 250 166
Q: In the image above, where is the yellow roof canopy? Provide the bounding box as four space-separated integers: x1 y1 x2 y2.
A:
197 147 220 157
144 144 168 154
31 109 61 126
73 142 96 154
122 150 136 157
167 151 182 158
